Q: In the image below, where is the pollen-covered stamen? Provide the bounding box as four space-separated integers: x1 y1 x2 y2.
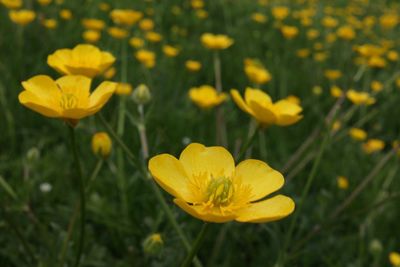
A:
206 176 234 206
60 93 78 109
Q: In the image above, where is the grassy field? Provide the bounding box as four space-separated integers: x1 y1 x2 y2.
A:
1 0 400 266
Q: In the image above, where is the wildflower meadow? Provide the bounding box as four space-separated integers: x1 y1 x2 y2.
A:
1 0 400 266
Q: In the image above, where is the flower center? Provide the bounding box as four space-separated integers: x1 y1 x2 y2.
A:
60 93 78 109
206 176 234 206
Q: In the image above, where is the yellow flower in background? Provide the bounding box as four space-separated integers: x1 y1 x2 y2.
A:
314 52 328 62
163 45 179 57
148 143 295 223
306 29 319 40
60 9 72 20
251 12 267 24
42 19 57 29
103 67 116 79
115 83 133 96
82 18 105 31
272 6 289 20
139 18 154 31
129 37 144 48
390 252 400 267
331 120 341 132
346 90 375 105
330 86 343 98
189 85 227 109
231 87 303 127
387 50 399 62
362 139 385 154
143 233 163 255
312 86 323 95
92 132 112 159
37 0 51 6
280 25 298 39
244 65 272 85
107 27 129 39
379 13 398 29
201 33 234 50
83 30 101 43
296 49 310 58
370 80 383 92
185 60 202 72
47 44 116 78
98 2 110 12
349 128 367 141
146 31 163 43
324 69 342 81
1 0 22 9
9 10 36 26
322 16 338 28
110 9 143 26
195 9 208 19
336 176 349 190
368 56 386 68
18 75 116 126
336 25 355 40
135 49 156 68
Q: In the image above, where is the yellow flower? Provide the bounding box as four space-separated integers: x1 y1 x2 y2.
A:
371 80 383 92
42 19 57 29
110 9 143 26
145 31 163 43
330 86 343 98
322 16 338 28
326 33 337 43
272 6 289 20
336 25 356 40
9 10 36 26
191 0 204 9
59 9 72 20
47 44 116 78
280 25 298 40
349 128 367 141
185 60 202 72
129 37 144 48
387 50 399 61
107 27 129 39
379 13 398 29
18 75 116 126
143 233 163 255
296 49 310 58
201 33 234 50
251 13 267 24
103 67 116 79
195 9 208 19
148 143 295 223
368 56 386 68
163 45 179 57
231 87 303 126
82 18 105 31
332 120 341 132
92 132 112 159
244 65 272 85
306 29 319 40
189 85 227 109
312 86 323 95
37 0 51 6
83 30 101 43
346 89 375 105
1 0 22 9
362 139 385 154
324 69 342 81
135 49 156 68
115 83 132 96
139 18 154 31
337 176 349 190
98 2 110 12
390 252 400 267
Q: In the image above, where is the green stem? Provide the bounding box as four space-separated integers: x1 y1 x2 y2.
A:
68 126 86 267
236 124 261 162
181 223 209 267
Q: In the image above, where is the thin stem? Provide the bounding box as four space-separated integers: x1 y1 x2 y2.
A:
137 105 149 160
213 51 227 146
236 124 261 162
68 126 86 267
181 223 209 267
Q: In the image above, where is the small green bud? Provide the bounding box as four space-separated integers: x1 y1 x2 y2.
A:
132 84 151 105
369 239 383 257
26 147 40 162
142 233 163 255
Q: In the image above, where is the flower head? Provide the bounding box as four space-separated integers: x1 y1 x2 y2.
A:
189 85 227 109
9 10 36 26
110 9 143 26
346 89 375 105
185 60 202 72
1 0 22 9
18 75 116 126
362 139 385 154
231 88 303 126
149 143 294 223
92 132 112 159
201 33 234 50
47 44 115 78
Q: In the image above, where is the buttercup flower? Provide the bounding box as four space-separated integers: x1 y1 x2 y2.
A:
336 25 356 40
362 139 385 154
47 44 115 78
280 25 298 39
18 75 116 126
60 9 72 20
346 89 375 105
82 18 105 30
201 33 234 50
135 49 156 68
129 37 144 48
272 6 289 20
337 176 349 190
148 143 295 223
146 31 163 43
185 60 202 72
83 30 101 43
189 85 227 109
107 27 129 39
349 128 367 141
9 10 36 26
163 45 179 57
1 0 22 9
92 132 112 159
324 69 342 81
231 87 303 126
115 83 132 95
110 9 143 26
390 252 400 267
244 65 272 85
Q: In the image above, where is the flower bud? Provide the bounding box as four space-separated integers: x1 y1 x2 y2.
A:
132 84 151 105
91 132 112 159
26 147 40 162
369 239 383 257
142 233 163 255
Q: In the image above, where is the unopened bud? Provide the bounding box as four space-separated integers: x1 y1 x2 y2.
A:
91 132 112 159
26 147 40 162
142 233 163 255
369 239 383 257
132 84 151 105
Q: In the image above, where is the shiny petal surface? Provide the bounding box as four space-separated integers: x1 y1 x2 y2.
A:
244 87 272 107
248 100 277 125
88 81 116 113
56 75 91 108
230 89 254 115
18 91 61 118
21 75 61 108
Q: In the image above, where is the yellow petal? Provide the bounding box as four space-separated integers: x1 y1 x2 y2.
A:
276 114 303 126
61 108 90 119
71 44 101 66
56 75 91 108
18 91 61 118
21 75 61 108
99 51 116 72
230 89 254 115
87 81 116 114
234 159 284 202
64 66 100 78
179 143 235 179
247 100 277 125
174 198 236 223
236 195 295 223
47 49 72 74
244 87 272 107
274 100 303 115
149 154 198 202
